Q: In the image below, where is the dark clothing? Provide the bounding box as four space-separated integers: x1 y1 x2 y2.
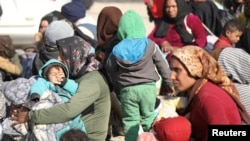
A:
189 0 223 36
32 45 59 75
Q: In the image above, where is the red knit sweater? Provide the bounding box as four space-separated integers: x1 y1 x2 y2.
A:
189 81 241 141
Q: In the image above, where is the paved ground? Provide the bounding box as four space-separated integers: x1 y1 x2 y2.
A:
87 2 155 141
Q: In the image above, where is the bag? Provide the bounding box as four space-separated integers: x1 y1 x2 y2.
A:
218 9 236 27
184 15 218 53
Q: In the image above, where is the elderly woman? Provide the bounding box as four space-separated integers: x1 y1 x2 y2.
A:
169 46 250 141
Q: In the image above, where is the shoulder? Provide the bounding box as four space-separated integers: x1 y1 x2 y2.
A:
186 13 201 22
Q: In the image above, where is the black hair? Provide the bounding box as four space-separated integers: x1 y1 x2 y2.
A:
222 19 244 35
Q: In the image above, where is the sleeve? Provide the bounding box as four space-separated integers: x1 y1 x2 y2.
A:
187 14 207 48
62 78 78 95
0 56 22 76
105 53 119 92
152 44 173 92
30 75 101 124
29 78 54 100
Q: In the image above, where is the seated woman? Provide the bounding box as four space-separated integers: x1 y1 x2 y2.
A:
148 0 207 62
169 46 250 141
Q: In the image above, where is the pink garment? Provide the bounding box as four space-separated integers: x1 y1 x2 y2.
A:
213 34 232 50
137 132 159 141
189 81 242 141
148 14 207 48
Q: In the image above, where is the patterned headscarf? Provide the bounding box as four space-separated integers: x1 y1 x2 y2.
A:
56 36 102 79
172 45 250 124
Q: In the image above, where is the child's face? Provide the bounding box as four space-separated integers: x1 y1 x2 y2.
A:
226 30 243 45
47 67 65 84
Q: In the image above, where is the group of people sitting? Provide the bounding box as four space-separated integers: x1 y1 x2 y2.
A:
0 0 250 141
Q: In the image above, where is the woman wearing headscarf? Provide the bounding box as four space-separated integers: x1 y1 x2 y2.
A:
10 36 111 141
170 46 250 141
211 47 250 117
148 0 207 62
94 6 124 139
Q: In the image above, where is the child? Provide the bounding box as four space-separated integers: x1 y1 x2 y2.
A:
213 19 244 50
106 10 173 141
60 129 89 141
29 59 85 141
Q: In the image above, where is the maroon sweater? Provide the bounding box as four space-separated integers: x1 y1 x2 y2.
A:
189 81 241 141
148 13 207 48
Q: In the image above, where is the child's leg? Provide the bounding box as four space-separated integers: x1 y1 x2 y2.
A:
120 86 141 141
120 82 156 141
139 83 156 131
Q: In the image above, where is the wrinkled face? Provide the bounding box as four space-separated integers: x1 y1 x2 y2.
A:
170 57 196 92
165 0 178 18
226 30 243 45
47 66 65 84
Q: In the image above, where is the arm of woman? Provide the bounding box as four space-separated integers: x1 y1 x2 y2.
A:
11 73 101 125
30 75 101 124
187 14 207 48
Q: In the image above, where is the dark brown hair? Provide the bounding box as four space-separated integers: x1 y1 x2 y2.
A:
0 35 15 58
60 129 89 141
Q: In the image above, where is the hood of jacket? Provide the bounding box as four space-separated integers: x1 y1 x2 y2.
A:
117 10 146 40
38 59 69 79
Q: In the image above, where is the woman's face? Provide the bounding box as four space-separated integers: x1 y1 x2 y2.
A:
170 57 196 92
165 0 178 18
39 20 49 33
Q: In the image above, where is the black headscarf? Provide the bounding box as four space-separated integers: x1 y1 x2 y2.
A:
154 0 193 44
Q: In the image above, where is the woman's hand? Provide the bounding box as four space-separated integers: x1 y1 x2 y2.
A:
10 105 30 126
161 41 174 53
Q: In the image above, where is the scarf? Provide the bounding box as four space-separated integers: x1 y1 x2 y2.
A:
173 45 250 124
154 0 193 44
56 36 102 79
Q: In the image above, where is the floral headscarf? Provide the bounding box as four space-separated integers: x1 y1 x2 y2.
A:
56 36 102 79
172 45 250 124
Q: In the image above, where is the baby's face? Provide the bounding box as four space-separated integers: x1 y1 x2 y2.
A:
47 67 65 84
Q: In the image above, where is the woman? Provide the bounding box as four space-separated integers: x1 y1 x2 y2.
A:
170 46 250 141
10 36 111 141
148 0 207 61
95 6 124 139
